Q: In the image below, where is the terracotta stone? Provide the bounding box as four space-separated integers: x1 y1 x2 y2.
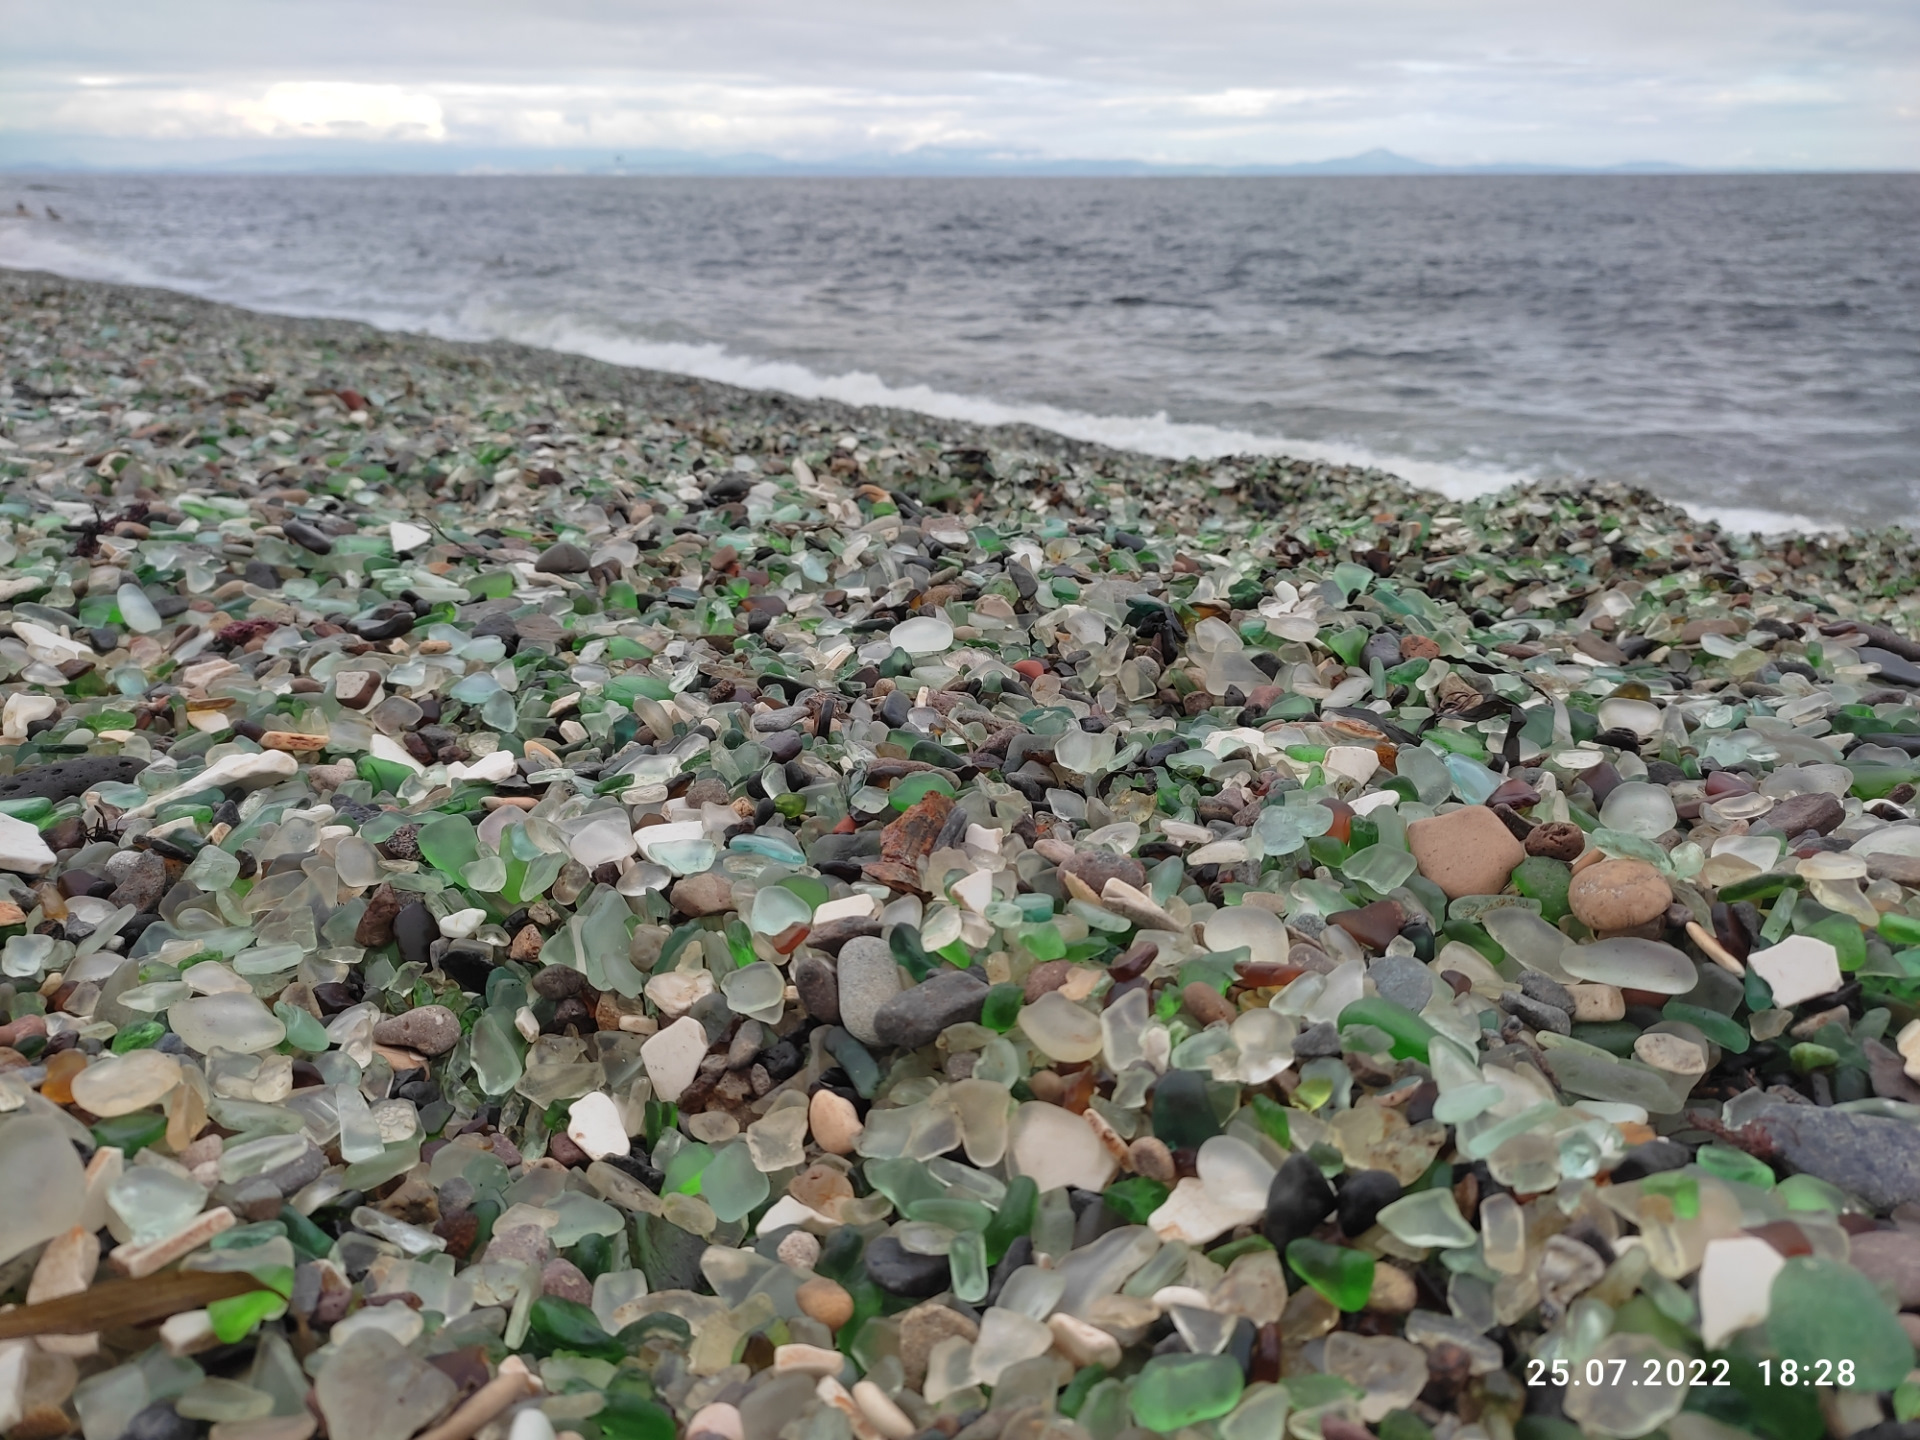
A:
1406 807 1527 899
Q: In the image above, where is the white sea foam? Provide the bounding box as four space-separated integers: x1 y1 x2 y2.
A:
0 220 1841 536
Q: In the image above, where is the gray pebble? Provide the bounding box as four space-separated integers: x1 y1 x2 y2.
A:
837 936 904 1045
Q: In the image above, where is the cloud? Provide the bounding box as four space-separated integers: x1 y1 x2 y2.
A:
0 0 1915 168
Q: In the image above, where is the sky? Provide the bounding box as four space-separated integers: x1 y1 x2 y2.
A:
1 0 1916 172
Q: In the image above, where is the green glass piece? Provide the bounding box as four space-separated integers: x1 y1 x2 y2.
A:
1512 856 1572 922
889 772 957 811
598 1394 676 1440
273 1002 330 1053
949 1229 988 1303
91 1111 168 1156
1695 1144 1774 1189
527 1295 623 1360
889 926 936 982
1151 1069 1222 1149
1020 923 1067 961
1719 872 1798 904
1058 1364 1108 1419
662 1142 714 1196
1791 1042 1840 1072
1800 912 1867 972
0 797 54 822
207 1288 286 1343
1286 1237 1375 1311
280 1206 333 1261
110 1021 165 1053
1770 1257 1914 1389
355 755 414 795
699 1141 769 1223
823 1029 881 1097
868 1158 950 1213
1881 913 1920 946
984 1176 1038 1264
1249 1093 1292 1149
1101 1177 1171 1224
907 1198 992 1232
1327 627 1369 666
1661 1002 1750 1054
1129 1353 1245 1431
1338 997 1438 1062
1205 1235 1274 1268
981 982 1024 1033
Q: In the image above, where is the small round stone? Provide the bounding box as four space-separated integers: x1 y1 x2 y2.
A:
1567 857 1672 932
796 1276 855 1329
809 1089 863 1155
777 1231 822 1270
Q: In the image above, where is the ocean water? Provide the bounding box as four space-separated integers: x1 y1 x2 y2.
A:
3 172 1916 531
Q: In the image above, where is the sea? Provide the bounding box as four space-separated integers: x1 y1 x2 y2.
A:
2 172 1916 532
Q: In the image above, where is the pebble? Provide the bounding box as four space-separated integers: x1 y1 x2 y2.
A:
639 1016 710 1103
808 1090 863 1155
1406 807 1526 898
1567 857 1673 932
795 1278 855 1330
871 969 988 1049
1749 935 1843 1008
370 1004 461 1057
834 937 903 1045
1263 1154 1337 1252
860 1236 950 1298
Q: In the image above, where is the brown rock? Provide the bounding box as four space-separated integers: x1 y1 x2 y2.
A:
898 1302 979 1390
1567 858 1672 933
1524 820 1587 863
355 883 405 946
541 1258 594 1303
1760 790 1846 838
259 730 328 753
1399 635 1442 661
333 669 382 709
1848 1230 1920 1309
672 872 735 917
1056 850 1148 902
1023 959 1075 1003
108 849 168 911
1129 1135 1176 1183
1182 981 1236 1027
1406 807 1527 899
509 924 544 962
1328 899 1405 953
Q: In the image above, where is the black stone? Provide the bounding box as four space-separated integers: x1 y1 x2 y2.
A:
1264 1155 1336 1252
1336 1169 1404 1237
792 954 839 1023
440 945 496 994
879 690 912 728
282 517 335 554
1150 1069 1222 1150
1610 1139 1692 1183
123 1403 195 1440
394 902 438 966
862 1235 951 1298
1518 971 1577 1014
0 754 146 804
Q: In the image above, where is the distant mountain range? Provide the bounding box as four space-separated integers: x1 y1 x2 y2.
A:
0 139 1851 178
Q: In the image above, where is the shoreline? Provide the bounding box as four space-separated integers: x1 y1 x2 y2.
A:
3 265 1913 577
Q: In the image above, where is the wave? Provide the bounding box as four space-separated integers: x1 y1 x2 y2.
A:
1 219 1842 535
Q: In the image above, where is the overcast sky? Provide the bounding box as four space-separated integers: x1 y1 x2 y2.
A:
3 0 1915 170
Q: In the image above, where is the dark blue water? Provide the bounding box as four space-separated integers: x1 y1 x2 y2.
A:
4 173 1916 529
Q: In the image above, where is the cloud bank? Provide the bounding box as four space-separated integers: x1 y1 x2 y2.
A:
3 0 1915 170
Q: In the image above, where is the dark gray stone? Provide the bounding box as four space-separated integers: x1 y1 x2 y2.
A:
792 953 839 1024
1336 1169 1403 1237
0 754 147 804
871 969 988 1049
1519 971 1577 1014
1752 1103 1920 1210
108 849 169 912
862 1235 951 1298
1501 993 1573 1036
535 541 591 574
1859 648 1920 688
394 901 438 967
1264 1154 1336 1252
